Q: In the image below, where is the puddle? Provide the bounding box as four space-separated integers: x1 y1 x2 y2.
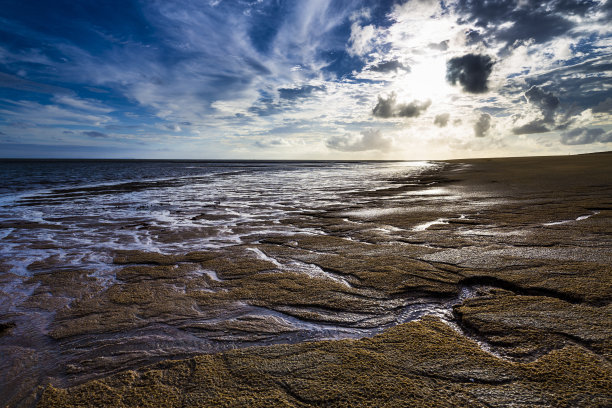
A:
543 211 599 226
412 218 449 231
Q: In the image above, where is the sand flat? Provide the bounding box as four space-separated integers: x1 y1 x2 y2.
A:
1 153 610 407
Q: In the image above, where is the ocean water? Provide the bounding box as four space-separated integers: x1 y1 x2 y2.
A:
0 160 435 277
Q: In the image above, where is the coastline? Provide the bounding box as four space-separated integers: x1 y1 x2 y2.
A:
2 153 610 407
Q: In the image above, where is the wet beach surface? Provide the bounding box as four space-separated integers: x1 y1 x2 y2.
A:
0 154 611 407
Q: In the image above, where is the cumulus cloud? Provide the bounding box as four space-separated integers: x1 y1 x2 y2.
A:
397 100 432 118
474 113 491 137
446 54 493 93
512 86 562 134
372 95 395 118
82 131 109 138
347 22 377 57
428 40 449 51
512 120 549 135
372 93 431 118
326 129 393 152
369 60 409 73
434 113 450 127
560 127 612 145
525 86 560 123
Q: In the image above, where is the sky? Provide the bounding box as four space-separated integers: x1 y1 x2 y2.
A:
0 0 611 159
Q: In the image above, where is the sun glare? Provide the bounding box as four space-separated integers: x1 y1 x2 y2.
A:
396 56 451 102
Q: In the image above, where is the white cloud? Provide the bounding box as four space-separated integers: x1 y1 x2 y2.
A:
52 95 113 113
0 99 112 126
326 129 393 152
1 0 611 158
347 23 377 57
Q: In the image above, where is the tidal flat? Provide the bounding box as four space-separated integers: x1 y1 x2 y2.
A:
1 154 611 407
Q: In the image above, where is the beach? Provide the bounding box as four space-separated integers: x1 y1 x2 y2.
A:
0 153 610 407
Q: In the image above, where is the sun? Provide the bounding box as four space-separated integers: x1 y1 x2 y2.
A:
395 55 452 102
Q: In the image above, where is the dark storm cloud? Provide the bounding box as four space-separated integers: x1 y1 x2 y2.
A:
454 0 602 48
326 129 393 152
560 127 612 145
278 85 325 100
512 120 550 135
474 113 491 137
525 86 560 123
82 130 109 138
446 54 493 94
369 60 409 73
434 113 450 127
372 93 431 118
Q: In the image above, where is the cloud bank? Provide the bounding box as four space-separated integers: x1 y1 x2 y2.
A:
372 93 431 118
326 129 393 152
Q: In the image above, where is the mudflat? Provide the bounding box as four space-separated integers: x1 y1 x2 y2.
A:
3 153 611 407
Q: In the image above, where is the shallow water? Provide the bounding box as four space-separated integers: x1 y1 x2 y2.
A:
0 160 436 276
1 160 452 405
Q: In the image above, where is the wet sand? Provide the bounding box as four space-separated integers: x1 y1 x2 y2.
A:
2 153 611 407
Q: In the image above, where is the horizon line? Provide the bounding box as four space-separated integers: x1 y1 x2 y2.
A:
1 150 610 162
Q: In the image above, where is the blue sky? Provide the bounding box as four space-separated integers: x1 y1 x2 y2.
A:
0 0 611 159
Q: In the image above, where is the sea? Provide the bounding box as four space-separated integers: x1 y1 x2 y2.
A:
0 159 436 276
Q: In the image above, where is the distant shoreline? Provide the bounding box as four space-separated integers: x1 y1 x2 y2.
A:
1 150 610 162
